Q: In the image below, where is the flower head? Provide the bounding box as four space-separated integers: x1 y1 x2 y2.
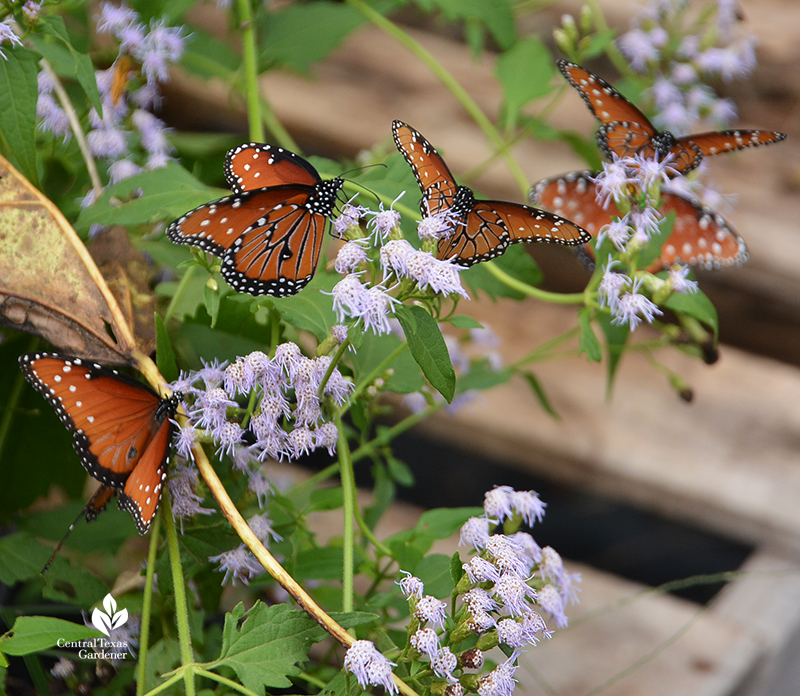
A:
343 640 397 695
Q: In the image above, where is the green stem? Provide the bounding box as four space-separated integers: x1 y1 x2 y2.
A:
508 327 581 370
336 415 356 615
0 360 29 465
485 262 586 303
236 0 264 143
161 492 196 696
350 401 442 464
194 668 262 696
163 264 197 325
259 95 299 151
346 0 531 196
139 672 184 696
343 341 408 410
352 500 393 558
584 0 629 74
136 511 163 696
318 338 350 400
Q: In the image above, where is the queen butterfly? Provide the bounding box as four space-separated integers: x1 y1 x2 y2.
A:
167 143 344 297
19 352 181 536
557 60 786 175
530 170 748 271
391 120 591 266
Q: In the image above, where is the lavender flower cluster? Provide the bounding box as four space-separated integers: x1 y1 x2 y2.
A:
329 203 469 335
343 487 579 696
172 344 353 465
36 2 185 187
617 0 756 134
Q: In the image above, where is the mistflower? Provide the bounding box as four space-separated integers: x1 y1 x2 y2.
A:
414 595 448 631
497 618 525 648
209 544 263 586
463 556 501 584
696 42 756 82
668 265 698 294
368 199 402 241
131 109 171 156
331 324 349 344
477 652 520 696
335 240 369 274
592 160 634 210
138 20 185 83
508 531 542 564
410 627 440 657
459 516 492 550
193 387 236 431
169 461 214 525
287 427 315 458
50 657 75 679
612 277 663 331
431 647 458 680
468 610 496 633
331 274 367 322
273 342 303 380
418 210 457 241
87 126 130 160
380 239 416 278
536 583 568 628
333 202 367 238
630 153 677 190
539 546 566 586
407 251 469 298
629 206 662 244
108 157 143 183
96 2 139 35
314 421 339 455
511 489 546 526
460 647 484 670
598 216 632 251
463 588 498 614
343 640 398 695
248 512 283 546
214 421 244 457
492 574 537 617
483 486 516 521
397 571 424 600
485 536 532 579
617 28 660 71
248 470 272 507
360 285 399 335
597 261 630 313
0 19 22 60
520 611 552 644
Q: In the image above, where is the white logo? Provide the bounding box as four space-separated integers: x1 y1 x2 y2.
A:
91 594 128 636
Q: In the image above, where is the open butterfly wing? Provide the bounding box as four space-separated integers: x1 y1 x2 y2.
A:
679 129 787 160
392 120 459 217
558 60 654 130
225 143 322 193
221 187 329 296
118 415 174 534
531 171 747 271
597 121 663 161
436 204 509 266
492 201 592 248
19 353 164 489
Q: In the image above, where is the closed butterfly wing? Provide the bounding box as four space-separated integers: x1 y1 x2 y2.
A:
225 142 322 193
19 353 180 534
530 170 747 271
392 120 459 216
678 129 787 160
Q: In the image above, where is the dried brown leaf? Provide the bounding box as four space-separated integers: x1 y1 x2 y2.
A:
0 153 137 364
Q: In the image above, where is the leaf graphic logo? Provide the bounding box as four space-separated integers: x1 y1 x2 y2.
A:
91 594 129 636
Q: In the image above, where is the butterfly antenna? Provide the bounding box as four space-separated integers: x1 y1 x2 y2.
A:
42 507 85 574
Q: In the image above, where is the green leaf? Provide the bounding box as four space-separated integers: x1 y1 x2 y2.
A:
292 547 348 582
180 29 240 79
430 0 516 50
664 287 718 339
259 2 366 73
580 28 617 58
394 305 455 402
597 312 630 392
445 315 484 329
75 164 224 231
307 487 344 513
32 16 102 113
0 617 99 657
350 332 423 394
414 553 455 598
0 47 39 184
270 272 338 341
415 507 482 540
521 371 559 418
0 532 53 584
495 36 554 129
203 281 221 329
578 307 602 362
208 603 349 693
155 313 179 382
638 209 676 270
457 360 511 393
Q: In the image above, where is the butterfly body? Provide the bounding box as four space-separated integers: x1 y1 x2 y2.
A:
558 60 786 175
168 143 343 297
530 170 747 271
392 120 591 267
19 352 181 534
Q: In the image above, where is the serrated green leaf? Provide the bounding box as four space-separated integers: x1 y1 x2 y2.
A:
75 164 224 230
209 603 337 693
495 36 554 129
0 617 99 656
394 305 455 402
0 47 39 184
154 313 179 382
32 16 102 113
578 307 602 362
